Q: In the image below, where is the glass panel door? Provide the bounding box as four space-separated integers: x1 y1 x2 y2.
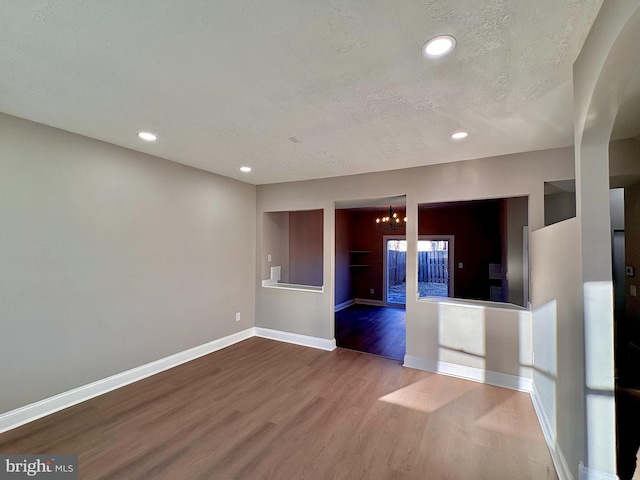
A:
386 239 406 304
417 239 451 298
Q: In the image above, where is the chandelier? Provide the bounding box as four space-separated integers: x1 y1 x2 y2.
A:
375 206 407 231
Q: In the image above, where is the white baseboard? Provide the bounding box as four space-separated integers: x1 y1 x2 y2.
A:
334 299 355 312
0 327 338 434
578 462 618 480
354 298 396 307
530 385 573 480
336 299 405 309
0 328 254 434
403 355 532 392
255 327 337 351
354 298 386 307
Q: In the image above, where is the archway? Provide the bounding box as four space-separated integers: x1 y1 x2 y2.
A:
574 1 640 477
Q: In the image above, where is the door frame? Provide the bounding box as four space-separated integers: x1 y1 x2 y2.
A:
382 235 456 303
418 235 455 299
383 235 406 305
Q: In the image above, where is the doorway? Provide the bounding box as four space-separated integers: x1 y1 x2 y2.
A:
384 236 406 305
334 201 407 361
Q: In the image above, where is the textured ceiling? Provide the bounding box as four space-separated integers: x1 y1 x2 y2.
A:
0 1 605 184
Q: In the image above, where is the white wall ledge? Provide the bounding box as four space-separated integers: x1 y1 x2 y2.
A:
417 296 529 311
261 264 323 292
261 281 323 293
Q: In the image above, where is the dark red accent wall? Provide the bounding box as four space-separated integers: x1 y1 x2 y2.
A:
418 201 502 301
344 208 406 302
335 201 503 305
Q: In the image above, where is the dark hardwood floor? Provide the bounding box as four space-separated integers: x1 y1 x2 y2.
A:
335 304 406 360
0 337 557 479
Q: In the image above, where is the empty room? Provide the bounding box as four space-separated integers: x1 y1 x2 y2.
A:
2 2 640 480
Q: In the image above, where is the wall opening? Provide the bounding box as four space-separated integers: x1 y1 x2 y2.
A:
262 209 323 288
418 196 529 306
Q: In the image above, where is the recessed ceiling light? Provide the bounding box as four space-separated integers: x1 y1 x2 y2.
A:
451 131 469 140
422 35 456 58
239 166 252 173
137 131 157 141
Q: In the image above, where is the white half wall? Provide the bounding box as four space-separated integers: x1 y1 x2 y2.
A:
530 218 585 480
407 297 532 386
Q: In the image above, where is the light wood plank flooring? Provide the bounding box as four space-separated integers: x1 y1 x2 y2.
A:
0 337 557 479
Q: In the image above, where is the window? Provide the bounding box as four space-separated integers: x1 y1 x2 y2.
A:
417 197 528 306
418 237 453 298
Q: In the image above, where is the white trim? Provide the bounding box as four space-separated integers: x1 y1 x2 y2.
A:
0 328 254 434
530 385 573 480
416 295 529 312
0 327 339 434
334 299 355 312
261 265 323 292
523 225 530 306
337 298 404 309
403 355 532 392
262 282 324 293
383 234 407 304
578 462 618 480
419 235 455 298
255 327 337 351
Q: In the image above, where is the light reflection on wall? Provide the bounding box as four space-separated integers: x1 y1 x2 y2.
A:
407 297 532 391
583 281 615 473
518 311 533 380
531 300 558 447
438 302 486 372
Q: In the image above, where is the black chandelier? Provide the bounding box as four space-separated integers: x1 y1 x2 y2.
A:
375 206 407 231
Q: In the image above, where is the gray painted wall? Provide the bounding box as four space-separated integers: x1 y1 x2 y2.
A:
530 218 585 478
257 147 575 347
0 113 256 414
545 191 576 226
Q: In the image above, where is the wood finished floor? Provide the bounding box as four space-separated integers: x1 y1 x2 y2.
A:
335 304 406 361
0 338 557 480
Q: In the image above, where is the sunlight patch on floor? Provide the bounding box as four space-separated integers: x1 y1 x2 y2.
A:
378 376 476 413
